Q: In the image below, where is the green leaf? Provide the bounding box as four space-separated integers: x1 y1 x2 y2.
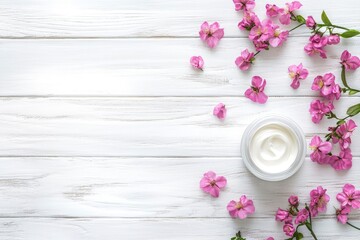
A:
341 29 360 38
349 90 359 95
296 232 304 240
347 103 360 116
321 10 332 25
296 15 306 23
337 119 345 125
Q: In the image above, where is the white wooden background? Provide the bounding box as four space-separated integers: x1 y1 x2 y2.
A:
0 0 359 239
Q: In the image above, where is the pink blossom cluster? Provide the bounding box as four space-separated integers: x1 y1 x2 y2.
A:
275 186 329 237
234 1 304 72
310 119 357 170
335 183 360 224
304 32 340 59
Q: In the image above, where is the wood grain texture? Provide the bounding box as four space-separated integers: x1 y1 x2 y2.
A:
0 97 358 157
0 218 359 240
0 38 359 97
0 157 359 218
0 0 359 38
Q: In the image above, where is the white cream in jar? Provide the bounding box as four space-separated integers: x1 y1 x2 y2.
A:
249 123 298 174
241 116 306 181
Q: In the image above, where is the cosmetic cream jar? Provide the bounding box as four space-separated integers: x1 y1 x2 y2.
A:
241 115 306 181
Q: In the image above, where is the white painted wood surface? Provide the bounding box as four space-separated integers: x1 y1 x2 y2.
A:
0 0 359 239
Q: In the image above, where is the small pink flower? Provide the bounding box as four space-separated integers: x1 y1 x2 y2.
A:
309 135 332 164
311 73 341 100
306 16 316 29
266 4 280 17
245 76 268 104
327 35 340 45
340 50 360 71
253 40 270 51
304 42 327 59
310 34 328 48
333 119 357 149
199 21 224 48
233 0 255 12
249 19 275 42
235 49 255 71
275 208 292 223
309 186 330 217
336 183 360 209
266 238 274 240
238 11 260 31
309 100 334 124
213 103 227 120
336 206 351 224
269 29 289 47
278 1 303 25
227 195 255 219
283 223 295 237
329 148 353 171
288 195 299 207
295 208 309 224
199 171 227 197
288 63 309 89
190 56 204 70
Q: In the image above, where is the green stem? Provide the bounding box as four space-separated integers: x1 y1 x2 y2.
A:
317 23 350 30
254 51 261 57
289 23 305 32
341 66 360 93
347 222 360 230
305 223 319 240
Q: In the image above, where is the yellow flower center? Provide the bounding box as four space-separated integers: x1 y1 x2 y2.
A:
236 203 243 210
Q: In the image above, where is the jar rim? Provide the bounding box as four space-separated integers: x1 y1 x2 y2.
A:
241 115 307 181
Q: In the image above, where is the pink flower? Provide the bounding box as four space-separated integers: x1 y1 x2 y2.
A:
233 0 255 12
329 148 353 171
295 208 309 224
304 34 328 58
309 100 334 124
278 1 303 25
199 21 224 48
311 73 341 100
269 29 289 47
213 103 227 120
238 11 260 31
245 76 268 104
288 63 309 89
336 206 351 224
309 135 332 164
249 19 275 42
333 119 357 149
266 238 274 240
266 4 280 17
275 208 292 223
306 16 316 29
336 183 360 209
288 195 299 207
327 35 340 45
199 171 227 197
310 34 328 48
190 56 204 70
235 49 254 71
304 42 327 59
227 195 255 219
309 186 330 217
253 40 270 51
283 223 295 237
340 50 360 71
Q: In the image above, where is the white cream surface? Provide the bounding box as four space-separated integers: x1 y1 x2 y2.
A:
249 123 298 174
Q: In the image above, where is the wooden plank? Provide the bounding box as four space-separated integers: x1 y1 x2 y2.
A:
0 97 358 157
0 156 359 218
0 0 359 38
0 217 359 240
0 39 359 97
